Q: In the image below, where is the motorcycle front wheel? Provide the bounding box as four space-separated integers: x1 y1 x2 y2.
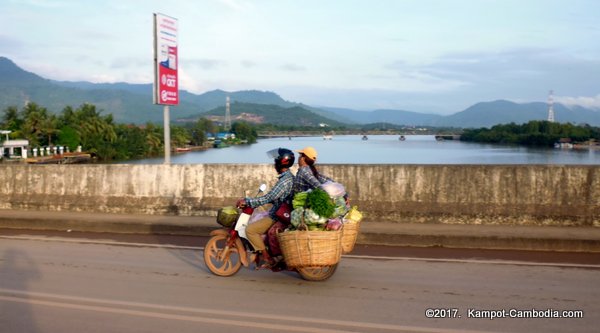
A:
297 264 338 281
204 234 242 277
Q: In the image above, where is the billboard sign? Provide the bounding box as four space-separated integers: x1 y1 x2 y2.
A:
153 13 179 105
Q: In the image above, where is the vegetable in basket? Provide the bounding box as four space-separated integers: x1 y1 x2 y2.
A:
306 188 335 218
216 206 239 227
304 208 328 225
333 196 349 217
326 218 343 231
292 191 309 209
291 207 305 228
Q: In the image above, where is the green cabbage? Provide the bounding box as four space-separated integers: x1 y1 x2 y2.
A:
304 208 328 225
293 191 309 209
291 208 305 228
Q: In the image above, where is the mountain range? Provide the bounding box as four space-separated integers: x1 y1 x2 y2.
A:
1 56 599 127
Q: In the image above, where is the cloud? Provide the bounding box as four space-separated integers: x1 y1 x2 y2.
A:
383 48 600 108
240 60 257 68
186 59 224 70
281 63 306 72
380 60 469 93
216 0 250 11
0 34 24 52
109 57 148 69
13 0 69 8
556 94 600 109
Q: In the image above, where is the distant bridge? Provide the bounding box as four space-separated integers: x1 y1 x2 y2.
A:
257 132 462 140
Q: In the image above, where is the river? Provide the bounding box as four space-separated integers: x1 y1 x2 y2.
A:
122 135 600 165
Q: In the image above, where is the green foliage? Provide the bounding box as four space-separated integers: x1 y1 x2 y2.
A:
57 126 80 151
231 121 257 143
306 188 335 218
189 118 215 145
171 125 191 147
461 121 600 147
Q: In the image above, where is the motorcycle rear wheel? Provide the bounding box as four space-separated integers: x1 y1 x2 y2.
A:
297 264 338 281
204 234 242 276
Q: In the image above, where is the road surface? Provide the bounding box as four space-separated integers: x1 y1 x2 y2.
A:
1 232 598 333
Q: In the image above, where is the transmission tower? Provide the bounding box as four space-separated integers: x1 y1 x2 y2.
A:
225 96 231 131
547 90 555 122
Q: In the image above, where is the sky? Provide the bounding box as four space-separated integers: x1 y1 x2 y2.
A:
0 0 599 115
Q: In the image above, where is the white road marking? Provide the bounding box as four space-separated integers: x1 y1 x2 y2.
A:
0 288 497 333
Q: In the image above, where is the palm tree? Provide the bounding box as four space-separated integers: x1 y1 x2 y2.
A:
42 114 60 146
22 103 49 146
144 123 163 156
2 106 22 131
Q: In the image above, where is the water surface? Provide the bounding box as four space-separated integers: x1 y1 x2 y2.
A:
124 135 600 165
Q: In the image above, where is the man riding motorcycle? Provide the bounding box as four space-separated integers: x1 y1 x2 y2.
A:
236 148 295 268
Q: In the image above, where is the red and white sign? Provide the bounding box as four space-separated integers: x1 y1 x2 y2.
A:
153 13 179 105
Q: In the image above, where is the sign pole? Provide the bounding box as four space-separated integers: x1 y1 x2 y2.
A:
163 105 171 164
153 12 178 165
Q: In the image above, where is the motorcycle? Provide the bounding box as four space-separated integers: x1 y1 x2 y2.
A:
203 184 338 281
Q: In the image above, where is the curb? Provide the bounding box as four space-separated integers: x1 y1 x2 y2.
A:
2 210 600 252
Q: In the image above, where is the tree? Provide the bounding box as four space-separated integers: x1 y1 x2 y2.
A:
231 121 257 143
57 126 80 151
190 118 215 146
22 102 49 146
1 106 23 133
62 103 118 160
144 123 163 156
171 125 191 147
42 114 60 146
113 124 147 160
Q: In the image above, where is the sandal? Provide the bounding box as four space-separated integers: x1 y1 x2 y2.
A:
256 260 274 270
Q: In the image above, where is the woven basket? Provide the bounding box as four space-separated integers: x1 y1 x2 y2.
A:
341 221 361 254
278 229 342 268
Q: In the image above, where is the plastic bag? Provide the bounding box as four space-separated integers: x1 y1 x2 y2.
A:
249 210 270 224
321 181 346 198
344 206 363 224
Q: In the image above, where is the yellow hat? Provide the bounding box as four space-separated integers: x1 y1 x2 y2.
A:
297 146 317 160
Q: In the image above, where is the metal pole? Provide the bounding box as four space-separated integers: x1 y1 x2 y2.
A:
163 105 171 164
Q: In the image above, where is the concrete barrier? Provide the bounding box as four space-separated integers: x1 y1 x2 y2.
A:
0 164 598 227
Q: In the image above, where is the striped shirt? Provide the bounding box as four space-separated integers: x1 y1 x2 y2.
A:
293 166 332 194
245 170 294 218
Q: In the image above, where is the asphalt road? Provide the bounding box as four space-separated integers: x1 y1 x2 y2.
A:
1 231 599 333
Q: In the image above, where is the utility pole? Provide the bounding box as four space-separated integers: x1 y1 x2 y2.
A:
225 96 231 131
547 90 555 122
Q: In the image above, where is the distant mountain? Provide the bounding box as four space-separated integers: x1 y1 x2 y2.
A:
321 106 443 126
2 56 600 127
1 57 326 124
439 100 600 128
185 102 346 127
0 57 203 123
